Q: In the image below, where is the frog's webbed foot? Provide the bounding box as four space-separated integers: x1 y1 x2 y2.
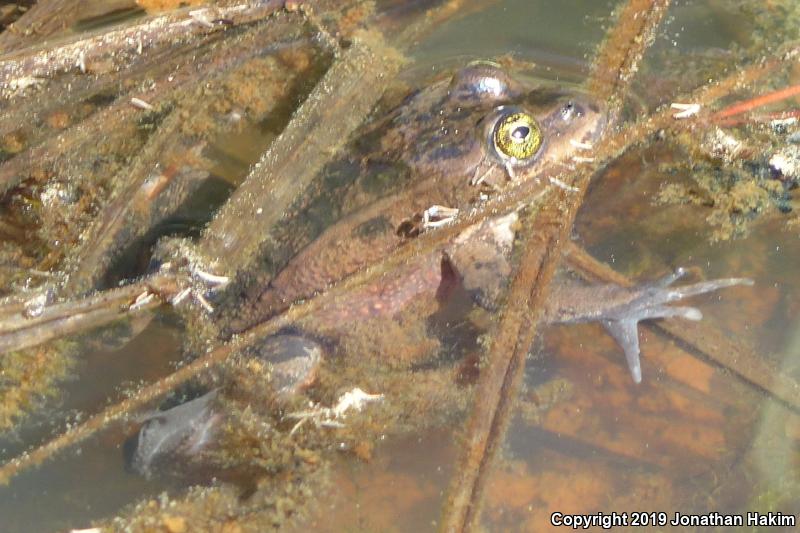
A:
601 268 753 383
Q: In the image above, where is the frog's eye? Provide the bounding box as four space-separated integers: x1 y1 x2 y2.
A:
491 111 542 162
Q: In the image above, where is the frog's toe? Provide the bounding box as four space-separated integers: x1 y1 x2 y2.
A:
658 277 754 302
633 304 703 322
652 266 689 288
603 306 700 383
602 318 642 383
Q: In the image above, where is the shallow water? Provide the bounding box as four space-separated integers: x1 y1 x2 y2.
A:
1 1 799 531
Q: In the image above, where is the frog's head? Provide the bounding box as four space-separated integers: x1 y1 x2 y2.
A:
393 61 605 188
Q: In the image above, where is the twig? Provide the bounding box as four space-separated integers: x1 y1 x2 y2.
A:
441 1 671 530
587 0 671 119
198 27 405 282
0 275 177 354
0 1 290 96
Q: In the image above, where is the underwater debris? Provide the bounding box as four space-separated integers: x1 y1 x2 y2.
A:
287 387 385 435
127 333 323 478
129 390 222 478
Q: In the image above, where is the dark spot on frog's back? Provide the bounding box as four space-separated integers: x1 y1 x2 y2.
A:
354 216 394 239
416 144 470 167
358 160 408 196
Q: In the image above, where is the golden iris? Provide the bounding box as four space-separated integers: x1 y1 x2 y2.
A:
492 112 542 161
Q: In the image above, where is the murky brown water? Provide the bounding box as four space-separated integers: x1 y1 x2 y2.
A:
1 1 799 531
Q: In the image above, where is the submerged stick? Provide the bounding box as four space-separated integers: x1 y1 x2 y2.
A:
0 1 289 95
199 27 405 281
587 0 671 118
60 120 209 296
0 275 176 354
439 167 596 533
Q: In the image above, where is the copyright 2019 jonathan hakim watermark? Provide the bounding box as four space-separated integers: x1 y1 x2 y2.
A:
550 511 796 529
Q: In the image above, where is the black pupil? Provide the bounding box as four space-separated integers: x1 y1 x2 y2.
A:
512 125 530 140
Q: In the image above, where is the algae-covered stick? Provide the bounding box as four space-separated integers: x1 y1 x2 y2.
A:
440 1 671 530
198 28 406 281
0 1 288 93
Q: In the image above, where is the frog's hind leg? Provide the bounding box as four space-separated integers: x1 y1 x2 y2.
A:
602 269 753 383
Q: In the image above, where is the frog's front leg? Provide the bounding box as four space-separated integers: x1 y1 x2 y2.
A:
544 269 753 383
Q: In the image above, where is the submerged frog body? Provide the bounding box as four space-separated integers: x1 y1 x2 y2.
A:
231 62 604 329
129 62 751 476
229 61 748 383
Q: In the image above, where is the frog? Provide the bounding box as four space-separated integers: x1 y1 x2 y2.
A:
226 60 750 383
227 61 604 330
129 61 750 474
